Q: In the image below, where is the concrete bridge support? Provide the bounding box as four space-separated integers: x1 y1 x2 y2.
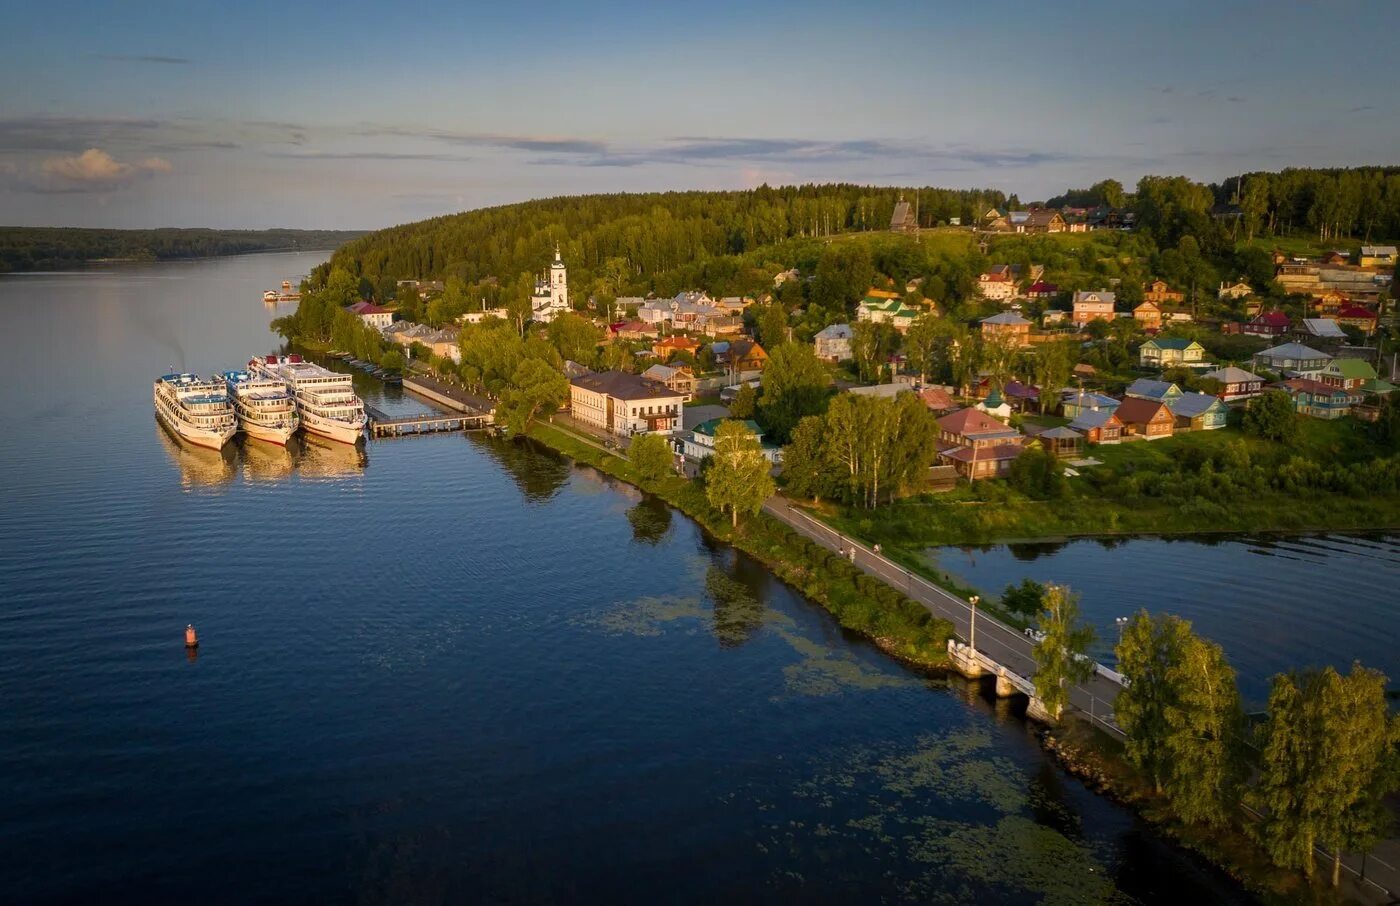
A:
995 669 1016 698
946 640 984 679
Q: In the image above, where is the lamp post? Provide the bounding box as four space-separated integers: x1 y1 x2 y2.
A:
1115 616 1129 647
969 595 981 654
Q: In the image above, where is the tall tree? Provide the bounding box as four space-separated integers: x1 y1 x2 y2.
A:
903 313 940 383
1115 611 1191 793
546 312 603 366
851 321 897 382
1161 634 1246 826
705 420 775 527
1031 338 1073 413
780 415 840 502
495 358 569 434
1254 665 1400 884
758 342 830 443
1031 584 1095 721
752 302 790 350
629 433 675 482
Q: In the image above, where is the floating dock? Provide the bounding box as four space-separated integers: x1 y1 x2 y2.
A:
365 404 490 438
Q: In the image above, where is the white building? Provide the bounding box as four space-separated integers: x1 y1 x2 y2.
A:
346 301 394 330
813 323 854 362
569 370 685 436
678 418 782 464
530 246 570 323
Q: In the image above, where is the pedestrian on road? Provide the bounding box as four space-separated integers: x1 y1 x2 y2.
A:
873 543 881 555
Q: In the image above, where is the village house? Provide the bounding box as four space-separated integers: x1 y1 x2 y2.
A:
1124 379 1183 405
641 363 697 400
1336 305 1379 334
1278 378 1360 419
917 386 958 414
1068 407 1123 444
1359 245 1398 268
1294 318 1348 344
856 293 920 332
459 307 511 324
935 408 1025 480
1002 380 1042 412
421 329 461 363
346 300 395 330
613 319 657 341
1138 337 1205 368
1042 310 1069 327
653 336 701 361
701 315 745 337
1218 279 1253 300
813 323 854 362
1133 301 1162 332
1060 389 1120 419
1313 289 1351 317
679 418 782 464
1320 358 1378 391
976 266 1018 302
712 338 768 374
1253 342 1332 377
569 370 685 437
1027 425 1085 458
1114 396 1175 440
980 311 1032 346
1026 280 1059 299
1072 290 1116 327
1000 210 1066 233
1143 280 1185 305
1167 392 1229 431
1203 366 1265 403
1243 310 1291 337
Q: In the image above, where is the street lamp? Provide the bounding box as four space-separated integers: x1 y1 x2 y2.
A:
969 595 981 653
1115 616 1129 646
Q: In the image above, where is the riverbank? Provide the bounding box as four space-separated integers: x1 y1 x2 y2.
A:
526 422 955 671
524 422 1383 904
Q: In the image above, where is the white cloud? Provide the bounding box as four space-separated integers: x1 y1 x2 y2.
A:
36 148 172 191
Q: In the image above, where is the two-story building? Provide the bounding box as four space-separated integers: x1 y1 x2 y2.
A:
1167 392 1229 431
1138 337 1204 368
1203 366 1265 403
1072 290 1116 327
1114 396 1175 440
569 370 685 437
813 323 854 362
857 294 920 332
1133 301 1163 332
679 418 782 464
976 268 1017 302
1278 378 1360 419
980 311 1032 346
346 300 395 330
1253 343 1332 377
1143 280 1185 305
935 408 1025 480
641 363 698 400
712 339 768 374
1319 358 1378 391
1243 310 1290 337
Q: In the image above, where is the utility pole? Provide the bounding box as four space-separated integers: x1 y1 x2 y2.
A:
969 595 981 653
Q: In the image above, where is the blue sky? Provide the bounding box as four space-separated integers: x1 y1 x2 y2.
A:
2 0 1396 229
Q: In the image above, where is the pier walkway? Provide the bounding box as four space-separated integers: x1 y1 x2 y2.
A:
364 404 490 438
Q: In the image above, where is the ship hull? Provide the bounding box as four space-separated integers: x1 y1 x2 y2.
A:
239 417 298 446
154 400 236 450
300 411 365 445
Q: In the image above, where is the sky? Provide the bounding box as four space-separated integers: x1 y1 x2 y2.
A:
2 0 1396 230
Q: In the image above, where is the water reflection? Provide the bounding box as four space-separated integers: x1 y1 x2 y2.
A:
297 434 368 478
625 496 673 545
470 434 570 502
155 422 236 487
238 437 295 482
704 566 766 648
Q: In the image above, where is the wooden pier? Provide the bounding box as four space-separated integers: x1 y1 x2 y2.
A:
365 404 491 438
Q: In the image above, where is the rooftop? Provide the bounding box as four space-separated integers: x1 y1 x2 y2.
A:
570 370 682 401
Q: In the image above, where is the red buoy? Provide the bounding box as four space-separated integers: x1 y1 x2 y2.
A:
185 624 199 648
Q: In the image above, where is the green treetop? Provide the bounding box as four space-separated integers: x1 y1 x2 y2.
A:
1031 584 1095 721
705 419 775 528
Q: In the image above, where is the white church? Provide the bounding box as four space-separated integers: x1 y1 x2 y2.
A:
530 245 569 323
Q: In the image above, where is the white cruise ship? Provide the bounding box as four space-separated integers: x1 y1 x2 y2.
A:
251 354 366 444
223 370 300 445
153 373 238 450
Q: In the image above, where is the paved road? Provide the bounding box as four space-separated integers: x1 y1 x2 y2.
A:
761 493 1400 903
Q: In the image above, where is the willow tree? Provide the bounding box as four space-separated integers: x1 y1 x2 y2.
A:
1031 584 1095 721
705 420 775 528
1161 634 1245 827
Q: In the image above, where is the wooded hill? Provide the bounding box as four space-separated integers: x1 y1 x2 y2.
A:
0 227 366 272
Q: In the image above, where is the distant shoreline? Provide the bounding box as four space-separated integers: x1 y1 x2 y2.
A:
0 226 365 274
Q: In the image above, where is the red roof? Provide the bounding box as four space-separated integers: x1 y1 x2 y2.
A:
1282 378 1349 397
942 443 1025 463
1337 305 1376 319
1114 396 1171 425
655 336 700 349
938 407 1018 437
1251 310 1291 328
918 388 957 411
1027 281 1059 293
347 300 391 315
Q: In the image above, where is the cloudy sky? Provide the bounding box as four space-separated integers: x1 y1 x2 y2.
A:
3 0 1396 230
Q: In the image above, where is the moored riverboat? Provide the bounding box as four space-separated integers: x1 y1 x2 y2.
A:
223 370 300 445
153 373 237 450
251 354 366 444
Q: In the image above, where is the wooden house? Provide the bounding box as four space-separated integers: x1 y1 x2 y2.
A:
1114 396 1175 440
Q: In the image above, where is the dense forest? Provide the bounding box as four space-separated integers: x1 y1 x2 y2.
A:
0 227 366 272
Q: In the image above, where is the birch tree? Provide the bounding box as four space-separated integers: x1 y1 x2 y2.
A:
1114 610 1191 793
1161 634 1245 826
705 420 775 528
1032 584 1095 721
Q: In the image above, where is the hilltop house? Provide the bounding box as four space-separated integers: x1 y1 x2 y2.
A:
1061 390 1120 419
1143 280 1185 305
712 339 768 374
641 363 697 400
1072 290 1116 327
1133 301 1163 332
1336 305 1379 334
976 266 1018 302
980 311 1032 346
1167 392 1229 431
1253 343 1331 377
935 408 1025 480
1114 396 1175 440
1139 337 1204 368
1218 279 1253 300
1203 366 1265 402
813 323 854 362
1026 280 1059 300
1359 245 1398 268
1295 318 1348 344
857 291 920 332
569 370 685 437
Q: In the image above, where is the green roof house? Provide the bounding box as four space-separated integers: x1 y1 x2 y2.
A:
1139 337 1205 368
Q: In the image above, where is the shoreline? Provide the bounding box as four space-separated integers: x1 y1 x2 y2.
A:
519 421 1344 904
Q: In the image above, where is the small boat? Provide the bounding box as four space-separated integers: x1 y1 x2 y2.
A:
382 373 403 386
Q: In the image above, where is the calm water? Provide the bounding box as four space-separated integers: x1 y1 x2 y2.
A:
0 253 1254 904
932 535 1400 706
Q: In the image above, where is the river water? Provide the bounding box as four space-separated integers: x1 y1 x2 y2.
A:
931 535 1400 707
0 252 1255 904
